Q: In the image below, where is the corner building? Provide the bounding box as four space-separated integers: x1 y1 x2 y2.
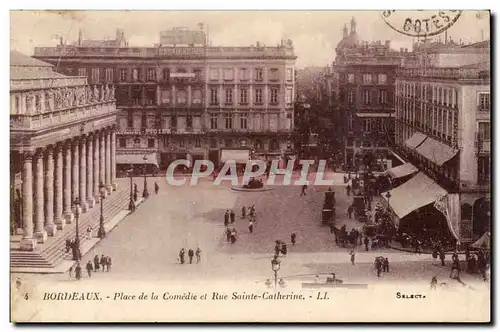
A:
10 51 118 250
34 29 296 171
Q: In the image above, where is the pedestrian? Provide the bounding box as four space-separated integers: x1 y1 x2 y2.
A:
439 250 446 266
347 205 353 219
179 248 185 264
230 228 237 244
364 237 369 251
106 256 112 272
291 233 296 246
65 239 71 253
383 258 390 272
86 226 92 240
281 243 287 256
432 249 438 265
68 266 73 280
241 206 246 219
75 262 82 280
349 250 356 265
100 254 106 272
188 249 194 264
346 184 351 196
94 254 100 272
195 247 201 263
248 220 254 233
430 276 438 290
226 227 231 242
249 205 255 218
265 279 272 288
86 261 93 278
300 184 307 196
224 210 229 226
230 210 235 224
133 183 138 201
375 259 382 277
155 182 159 195
275 241 281 256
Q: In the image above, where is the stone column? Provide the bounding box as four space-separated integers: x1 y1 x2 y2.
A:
111 129 117 190
79 137 88 212
105 130 112 193
86 135 95 208
44 146 57 236
54 144 65 230
20 152 36 251
63 141 74 223
93 134 101 203
99 132 107 197
34 150 48 243
71 139 80 208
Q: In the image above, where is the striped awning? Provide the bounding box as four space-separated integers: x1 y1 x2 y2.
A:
386 162 418 179
416 137 458 166
404 132 427 149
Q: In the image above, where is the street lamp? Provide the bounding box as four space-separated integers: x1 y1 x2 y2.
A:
98 183 106 239
271 256 281 289
128 165 135 212
142 154 149 198
73 197 82 261
386 191 392 211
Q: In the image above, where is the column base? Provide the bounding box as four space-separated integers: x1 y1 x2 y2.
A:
94 194 100 203
20 238 37 251
106 185 113 195
55 217 66 230
80 201 89 213
112 183 118 191
64 212 74 224
45 224 58 236
34 230 48 243
87 197 96 208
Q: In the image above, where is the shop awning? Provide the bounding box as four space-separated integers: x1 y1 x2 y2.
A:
381 172 447 219
404 132 427 149
116 153 158 167
415 136 458 166
356 113 394 118
221 149 250 164
386 162 418 179
470 231 491 250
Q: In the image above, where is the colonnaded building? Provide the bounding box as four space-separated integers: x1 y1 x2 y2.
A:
10 51 118 252
33 27 296 172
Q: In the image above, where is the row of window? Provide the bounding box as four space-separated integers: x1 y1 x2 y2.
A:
118 137 282 150
209 87 292 105
79 67 294 83
347 116 393 132
346 89 388 105
346 73 388 85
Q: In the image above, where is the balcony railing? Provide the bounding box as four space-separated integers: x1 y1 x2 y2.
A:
10 102 116 131
477 105 491 112
397 67 490 80
476 139 491 154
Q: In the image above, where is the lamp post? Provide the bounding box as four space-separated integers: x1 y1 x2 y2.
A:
73 197 82 261
386 191 392 211
271 256 281 289
142 155 149 198
128 165 135 212
98 183 106 239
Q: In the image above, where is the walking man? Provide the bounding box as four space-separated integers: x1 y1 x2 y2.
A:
100 254 106 272
68 266 73 280
94 254 100 272
224 210 230 226
347 205 353 219
106 256 112 272
75 262 82 280
86 261 93 278
439 250 446 266
349 250 356 265
364 237 370 252
376 259 382 277
248 220 254 233
241 206 246 219
291 233 296 246
346 184 351 196
195 247 201 263
188 249 194 264
383 258 390 272
230 210 236 224
179 248 185 264
300 183 307 196
155 182 160 195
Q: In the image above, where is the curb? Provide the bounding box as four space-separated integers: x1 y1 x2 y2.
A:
388 244 466 255
231 187 275 192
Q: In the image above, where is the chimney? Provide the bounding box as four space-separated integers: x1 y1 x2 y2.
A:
385 40 391 47
400 47 404 53
78 29 83 46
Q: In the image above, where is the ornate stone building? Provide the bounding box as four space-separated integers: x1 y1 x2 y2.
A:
10 51 118 250
33 29 296 171
391 41 491 243
333 18 405 170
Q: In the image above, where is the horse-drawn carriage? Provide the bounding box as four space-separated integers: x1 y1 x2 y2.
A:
322 190 336 225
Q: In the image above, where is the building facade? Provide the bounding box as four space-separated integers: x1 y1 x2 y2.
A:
34 30 296 171
10 51 118 250
333 18 404 170
392 41 491 243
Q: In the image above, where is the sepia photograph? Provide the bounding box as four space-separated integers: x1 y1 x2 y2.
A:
9 9 491 323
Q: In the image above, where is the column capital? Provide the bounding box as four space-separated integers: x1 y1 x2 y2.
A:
72 137 81 147
86 133 94 143
35 148 45 158
54 142 64 154
23 150 35 161
45 145 54 156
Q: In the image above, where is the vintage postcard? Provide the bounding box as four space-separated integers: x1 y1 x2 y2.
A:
9 9 491 323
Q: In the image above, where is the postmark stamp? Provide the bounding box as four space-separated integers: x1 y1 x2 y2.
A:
381 10 463 37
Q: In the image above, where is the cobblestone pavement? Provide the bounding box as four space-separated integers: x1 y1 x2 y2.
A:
21 173 488 289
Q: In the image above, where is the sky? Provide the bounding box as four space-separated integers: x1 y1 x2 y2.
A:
10 10 490 68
